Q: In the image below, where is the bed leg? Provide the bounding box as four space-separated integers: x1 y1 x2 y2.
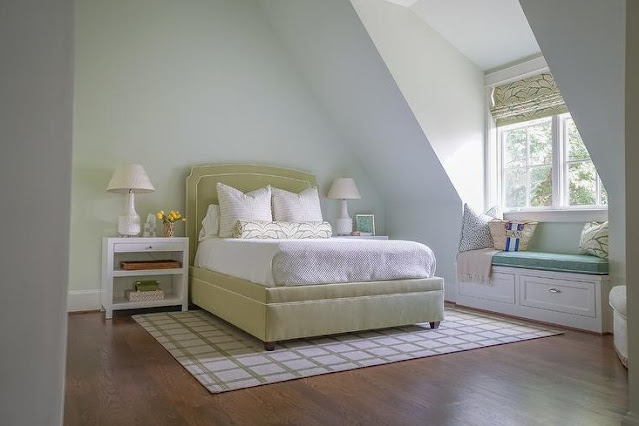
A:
264 342 276 351
429 321 441 329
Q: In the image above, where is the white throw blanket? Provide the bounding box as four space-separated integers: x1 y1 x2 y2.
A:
457 248 500 285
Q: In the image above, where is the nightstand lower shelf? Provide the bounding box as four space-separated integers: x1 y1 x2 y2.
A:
111 295 183 310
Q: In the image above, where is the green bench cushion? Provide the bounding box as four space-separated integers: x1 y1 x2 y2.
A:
491 251 609 275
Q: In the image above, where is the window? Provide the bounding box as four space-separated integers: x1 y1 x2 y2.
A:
488 71 606 212
498 113 606 210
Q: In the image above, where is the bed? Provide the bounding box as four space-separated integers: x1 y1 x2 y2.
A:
186 164 445 350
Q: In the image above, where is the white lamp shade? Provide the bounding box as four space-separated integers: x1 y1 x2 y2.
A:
327 177 361 200
106 163 155 193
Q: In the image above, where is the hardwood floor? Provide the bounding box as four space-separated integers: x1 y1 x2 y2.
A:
65 310 628 425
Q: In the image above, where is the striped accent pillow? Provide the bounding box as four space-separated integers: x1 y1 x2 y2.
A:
579 221 609 259
232 220 332 239
489 220 538 251
217 183 272 238
272 187 323 222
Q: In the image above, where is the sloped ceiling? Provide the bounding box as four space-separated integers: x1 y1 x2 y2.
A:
257 0 463 295
518 0 625 284
388 0 541 71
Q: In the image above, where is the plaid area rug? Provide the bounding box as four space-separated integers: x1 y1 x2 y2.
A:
133 308 561 394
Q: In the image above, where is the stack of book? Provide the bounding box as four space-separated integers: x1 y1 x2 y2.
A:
126 280 164 302
135 280 160 292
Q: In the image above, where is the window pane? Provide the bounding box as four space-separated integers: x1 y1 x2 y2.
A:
566 118 590 161
601 181 608 205
504 168 526 208
529 121 552 166
504 128 526 167
568 161 596 205
529 166 552 207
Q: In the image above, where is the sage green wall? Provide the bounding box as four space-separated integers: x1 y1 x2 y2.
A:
526 223 586 254
70 0 385 293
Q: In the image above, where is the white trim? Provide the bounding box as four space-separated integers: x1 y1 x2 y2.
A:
67 290 101 312
504 208 608 223
485 56 549 87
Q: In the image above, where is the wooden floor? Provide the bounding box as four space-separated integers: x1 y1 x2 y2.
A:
65 309 628 426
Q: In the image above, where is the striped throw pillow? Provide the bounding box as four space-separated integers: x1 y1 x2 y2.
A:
579 221 609 259
489 220 538 251
232 220 332 239
217 183 272 238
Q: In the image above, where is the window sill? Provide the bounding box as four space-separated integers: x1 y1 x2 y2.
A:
503 208 608 223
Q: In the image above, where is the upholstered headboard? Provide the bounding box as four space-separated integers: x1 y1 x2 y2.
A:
185 164 317 265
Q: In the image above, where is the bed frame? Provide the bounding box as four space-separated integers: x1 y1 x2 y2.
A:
186 164 444 350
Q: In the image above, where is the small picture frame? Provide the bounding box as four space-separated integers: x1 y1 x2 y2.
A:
355 214 375 236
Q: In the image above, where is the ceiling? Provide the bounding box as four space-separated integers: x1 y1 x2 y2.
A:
385 0 541 71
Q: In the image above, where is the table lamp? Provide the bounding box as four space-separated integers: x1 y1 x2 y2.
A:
106 164 155 236
327 177 361 235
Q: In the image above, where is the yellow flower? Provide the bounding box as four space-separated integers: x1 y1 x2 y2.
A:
156 212 163 219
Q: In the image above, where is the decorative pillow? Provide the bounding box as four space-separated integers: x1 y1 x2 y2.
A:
489 220 538 252
579 221 609 259
232 220 332 239
458 204 503 252
198 204 220 241
271 187 323 222
217 183 272 238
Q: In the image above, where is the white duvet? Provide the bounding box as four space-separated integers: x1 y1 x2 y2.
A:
194 238 436 287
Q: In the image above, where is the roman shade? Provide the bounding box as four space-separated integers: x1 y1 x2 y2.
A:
490 73 569 126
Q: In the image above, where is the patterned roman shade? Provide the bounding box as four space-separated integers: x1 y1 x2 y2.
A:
490 73 568 126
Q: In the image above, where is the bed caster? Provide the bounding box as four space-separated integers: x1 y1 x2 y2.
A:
429 321 440 329
264 342 276 351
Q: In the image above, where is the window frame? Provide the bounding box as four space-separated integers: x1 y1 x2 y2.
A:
497 116 555 210
496 113 606 212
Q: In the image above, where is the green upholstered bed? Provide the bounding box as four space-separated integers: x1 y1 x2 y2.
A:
186 164 445 350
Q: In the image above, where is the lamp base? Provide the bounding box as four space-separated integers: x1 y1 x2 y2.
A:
335 217 353 236
118 215 140 236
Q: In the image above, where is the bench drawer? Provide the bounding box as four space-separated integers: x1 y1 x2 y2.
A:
520 275 595 317
458 272 516 304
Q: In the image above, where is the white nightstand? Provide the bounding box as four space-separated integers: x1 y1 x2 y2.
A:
332 235 389 240
101 237 189 319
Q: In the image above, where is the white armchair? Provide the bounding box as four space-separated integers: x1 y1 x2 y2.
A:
609 286 627 367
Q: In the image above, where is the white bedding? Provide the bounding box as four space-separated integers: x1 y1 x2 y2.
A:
194 238 436 287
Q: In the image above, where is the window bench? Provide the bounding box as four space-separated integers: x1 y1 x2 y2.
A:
456 251 611 333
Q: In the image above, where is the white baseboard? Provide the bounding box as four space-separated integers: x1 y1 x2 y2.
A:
67 290 101 312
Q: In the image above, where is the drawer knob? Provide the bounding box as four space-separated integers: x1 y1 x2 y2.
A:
549 288 561 294
147 246 153 250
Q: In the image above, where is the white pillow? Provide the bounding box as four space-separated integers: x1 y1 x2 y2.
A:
271 187 323 222
198 204 219 241
217 183 272 238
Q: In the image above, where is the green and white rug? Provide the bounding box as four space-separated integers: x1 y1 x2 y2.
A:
133 308 561 394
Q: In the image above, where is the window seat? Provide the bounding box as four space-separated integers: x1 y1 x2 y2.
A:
492 251 609 275
456 250 611 333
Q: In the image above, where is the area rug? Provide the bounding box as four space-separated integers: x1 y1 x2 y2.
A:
133 308 561 394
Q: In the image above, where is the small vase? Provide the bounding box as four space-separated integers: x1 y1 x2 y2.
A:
163 222 175 237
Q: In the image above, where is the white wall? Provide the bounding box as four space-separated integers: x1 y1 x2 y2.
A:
70 0 385 304
519 0 626 288
0 1 73 424
258 0 463 299
625 2 639 423
351 0 485 209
